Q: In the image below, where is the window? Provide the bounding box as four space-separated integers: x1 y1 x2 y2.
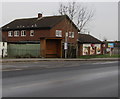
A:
71 32 74 38
8 31 13 37
14 31 19 37
21 30 26 36
56 30 62 37
69 32 74 38
30 30 34 36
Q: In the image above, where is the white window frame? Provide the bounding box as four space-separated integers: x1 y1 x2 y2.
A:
14 31 19 37
69 32 74 38
56 30 62 37
30 30 34 36
8 31 13 37
69 32 72 38
21 30 26 36
71 32 74 38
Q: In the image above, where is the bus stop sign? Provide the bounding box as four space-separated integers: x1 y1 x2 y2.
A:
108 43 114 48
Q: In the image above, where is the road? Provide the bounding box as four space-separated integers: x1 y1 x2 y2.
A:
2 61 118 97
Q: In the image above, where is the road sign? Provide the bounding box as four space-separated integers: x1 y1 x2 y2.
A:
66 32 68 37
108 43 114 56
64 43 68 50
108 43 114 48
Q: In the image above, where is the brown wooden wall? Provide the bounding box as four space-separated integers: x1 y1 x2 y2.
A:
40 38 62 58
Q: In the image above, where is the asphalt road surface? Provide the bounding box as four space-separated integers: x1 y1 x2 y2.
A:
2 61 118 97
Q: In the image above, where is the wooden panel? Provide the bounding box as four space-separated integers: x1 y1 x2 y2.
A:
40 39 46 57
46 40 57 54
46 40 57 58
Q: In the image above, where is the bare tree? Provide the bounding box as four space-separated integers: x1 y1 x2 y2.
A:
58 2 94 33
58 2 94 58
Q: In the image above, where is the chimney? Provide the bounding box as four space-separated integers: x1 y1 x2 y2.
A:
38 13 42 18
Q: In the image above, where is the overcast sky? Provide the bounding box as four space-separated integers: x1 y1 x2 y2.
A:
1 1 118 41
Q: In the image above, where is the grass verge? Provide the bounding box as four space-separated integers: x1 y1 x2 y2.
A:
79 54 120 59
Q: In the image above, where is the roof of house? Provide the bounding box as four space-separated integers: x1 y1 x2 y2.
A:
78 34 102 44
2 15 79 31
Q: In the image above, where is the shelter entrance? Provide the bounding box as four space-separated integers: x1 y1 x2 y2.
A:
40 38 62 58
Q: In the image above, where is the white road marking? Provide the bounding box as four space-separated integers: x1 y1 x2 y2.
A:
2 69 23 72
92 61 118 65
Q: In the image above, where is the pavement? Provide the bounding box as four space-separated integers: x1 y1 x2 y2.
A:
2 61 118 97
0 58 119 63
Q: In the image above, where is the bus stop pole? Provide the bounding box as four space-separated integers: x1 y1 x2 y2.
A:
110 47 112 56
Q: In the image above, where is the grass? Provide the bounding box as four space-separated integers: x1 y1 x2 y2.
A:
79 54 120 59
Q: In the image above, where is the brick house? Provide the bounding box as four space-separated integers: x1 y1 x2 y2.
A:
78 34 103 56
2 13 79 58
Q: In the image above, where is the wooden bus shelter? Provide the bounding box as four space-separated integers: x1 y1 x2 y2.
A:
40 37 63 58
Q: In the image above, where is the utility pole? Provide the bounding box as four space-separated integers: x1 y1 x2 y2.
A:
64 32 68 58
110 47 112 56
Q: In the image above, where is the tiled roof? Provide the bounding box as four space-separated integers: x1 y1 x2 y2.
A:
78 34 102 43
2 15 67 31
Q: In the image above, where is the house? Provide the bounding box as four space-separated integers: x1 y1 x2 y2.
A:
2 13 79 58
0 31 7 58
78 34 103 56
